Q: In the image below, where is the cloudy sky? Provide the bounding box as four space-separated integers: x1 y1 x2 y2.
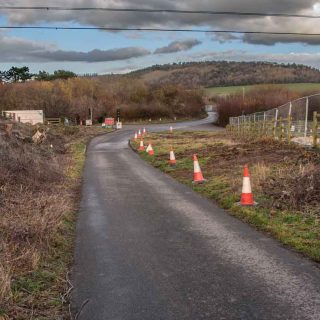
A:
1 0 320 74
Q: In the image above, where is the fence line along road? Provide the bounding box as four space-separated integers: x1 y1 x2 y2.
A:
228 93 320 148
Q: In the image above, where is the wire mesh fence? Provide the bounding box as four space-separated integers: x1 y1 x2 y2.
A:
227 93 320 148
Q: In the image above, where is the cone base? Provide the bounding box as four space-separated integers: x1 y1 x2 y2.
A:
192 179 207 184
148 151 154 156
236 201 258 207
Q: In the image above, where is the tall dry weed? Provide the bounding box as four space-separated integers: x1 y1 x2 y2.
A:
0 122 74 315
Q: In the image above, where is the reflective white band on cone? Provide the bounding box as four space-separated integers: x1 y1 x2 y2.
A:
194 161 201 173
242 177 252 193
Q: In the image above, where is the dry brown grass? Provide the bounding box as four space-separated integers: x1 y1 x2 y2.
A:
0 120 105 318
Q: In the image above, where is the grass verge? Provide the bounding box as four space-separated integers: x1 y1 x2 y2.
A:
132 131 320 262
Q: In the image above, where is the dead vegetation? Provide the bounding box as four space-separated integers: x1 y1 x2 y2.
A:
150 133 320 213
262 164 320 213
0 119 104 318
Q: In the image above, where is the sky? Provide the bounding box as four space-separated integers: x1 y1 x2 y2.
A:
1 0 320 74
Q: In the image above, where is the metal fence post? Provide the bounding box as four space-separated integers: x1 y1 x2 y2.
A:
304 97 309 138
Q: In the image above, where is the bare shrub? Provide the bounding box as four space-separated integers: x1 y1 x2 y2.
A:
262 164 320 214
0 77 205 122
216 86 308 126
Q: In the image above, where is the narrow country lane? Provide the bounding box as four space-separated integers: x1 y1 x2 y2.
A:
72 115 320 320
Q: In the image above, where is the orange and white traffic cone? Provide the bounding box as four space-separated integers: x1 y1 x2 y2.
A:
146 143 154 156
138 129 142 138
193 154 206 183
143 127 146 135
169 126 173 133
169 148 176 165
138 139 145 151
239 165 257 206
134 132 138 141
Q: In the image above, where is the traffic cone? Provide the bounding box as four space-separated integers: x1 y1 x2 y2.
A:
193 154 206 184
169 148 176 165
138 139 145 151
143 127 146 135
146 143 154 156
138 129 142 138
239 165 257 206
134 132 138 141
169 126 173 133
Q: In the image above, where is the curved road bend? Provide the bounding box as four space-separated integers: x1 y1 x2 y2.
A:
72 114 320 320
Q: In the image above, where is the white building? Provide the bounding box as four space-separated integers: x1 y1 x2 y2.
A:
3 110 44 125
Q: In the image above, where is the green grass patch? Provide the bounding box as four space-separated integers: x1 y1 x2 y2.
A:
205 83 320 97
66 141 87 179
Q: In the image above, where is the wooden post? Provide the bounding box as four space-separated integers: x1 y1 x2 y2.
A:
273 109 278 137
287 115 292 143
304 97 309 138
313 112 319 148
279 117 284 140
263 112 266 133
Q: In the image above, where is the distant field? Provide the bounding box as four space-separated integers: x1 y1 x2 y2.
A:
205 83 320 96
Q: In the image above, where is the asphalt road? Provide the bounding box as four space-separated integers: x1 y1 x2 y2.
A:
72 114 320 320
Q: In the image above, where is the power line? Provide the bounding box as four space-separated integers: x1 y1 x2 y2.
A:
0 6 319 19
0 26 320 36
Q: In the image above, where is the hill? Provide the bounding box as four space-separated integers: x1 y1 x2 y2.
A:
127 61 320 88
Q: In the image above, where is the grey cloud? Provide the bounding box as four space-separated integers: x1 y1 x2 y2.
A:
212 33 241 43
0 32 56 62
32 47 151 62
3 0 315 25
242 33 320 45
155 39 201 54
1 0 318 45
0 32 150 62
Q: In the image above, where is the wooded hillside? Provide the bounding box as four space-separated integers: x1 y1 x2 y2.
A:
128 61 320 88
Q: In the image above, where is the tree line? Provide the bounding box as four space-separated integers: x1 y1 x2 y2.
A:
0 66 77 83
0 76 205 122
